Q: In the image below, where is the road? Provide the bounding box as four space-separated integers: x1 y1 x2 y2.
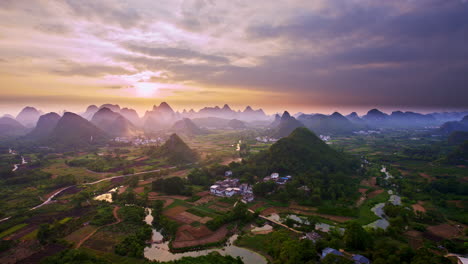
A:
0 165 188 223
247 209 303 234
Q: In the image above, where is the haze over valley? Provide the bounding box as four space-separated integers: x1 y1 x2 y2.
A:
0 1 467 264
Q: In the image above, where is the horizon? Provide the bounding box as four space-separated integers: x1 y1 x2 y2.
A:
1 1 468 115
2 102 468 118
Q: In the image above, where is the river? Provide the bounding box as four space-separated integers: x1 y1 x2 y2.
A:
10 148 27 172
143 209 267 264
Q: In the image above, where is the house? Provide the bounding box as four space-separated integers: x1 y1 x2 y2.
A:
304 231 321 242
210 185 219 195
457 256 468 264
321 248 343 259
240 183 253 194
271 173 279 179
225 170 233 177
263 176 271 182
225 188 236 197
352 255 371 264
276 177 288 185
242 193 255 203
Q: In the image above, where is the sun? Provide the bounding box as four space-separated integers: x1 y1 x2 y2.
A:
133 82 158 98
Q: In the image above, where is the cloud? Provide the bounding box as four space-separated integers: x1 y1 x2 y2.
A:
52 60 132 77
35 23 72 35
60 0 142 29
122 44 229 64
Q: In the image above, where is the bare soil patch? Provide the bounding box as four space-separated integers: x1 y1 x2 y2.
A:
134 156 149 162
118 186 127 194
360 177 377 188
425 224 461 240
208 204 230 212
133 186 145 194
367 189 384 199
195 191 210 197
405 230 424 249
419 173 435 182
447 200 465 209
172 225 228 249
192 195 216 205
412 201 426 213
164 206 188 218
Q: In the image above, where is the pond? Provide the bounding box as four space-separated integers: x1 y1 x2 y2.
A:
93 187 120 202
143 209 267 264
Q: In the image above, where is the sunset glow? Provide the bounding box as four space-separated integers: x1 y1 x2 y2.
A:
0 0 467 115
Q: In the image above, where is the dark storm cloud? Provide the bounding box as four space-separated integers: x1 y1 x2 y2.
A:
187 0 468 108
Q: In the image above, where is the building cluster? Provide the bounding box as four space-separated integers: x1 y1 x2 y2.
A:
319 135 331 142
354 130 381 135
321 248 371 264
114 137 164 145
255 136 278 143
210 171 254 202
263 172 292 185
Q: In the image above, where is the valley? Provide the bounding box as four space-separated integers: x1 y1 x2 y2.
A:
0 104 467 264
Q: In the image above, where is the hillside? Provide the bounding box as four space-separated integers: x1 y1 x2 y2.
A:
15 106 41 127
47 112 108 148
0 117 28 138
149 133 198 164
171 118 205 136
298 112 361 134
270 111 304 138
439 115 468 134
250 127 356 175
25 112 61 140
91 108 139 137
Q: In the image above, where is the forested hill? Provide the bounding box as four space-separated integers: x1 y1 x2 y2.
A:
147 133 198 164
248 127 358 176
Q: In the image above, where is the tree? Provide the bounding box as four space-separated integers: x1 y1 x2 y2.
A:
343 222 371 250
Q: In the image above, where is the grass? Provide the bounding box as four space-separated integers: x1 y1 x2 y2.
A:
21 229 38 240
58 217 72 224
0 223 27 239
355 191 390 225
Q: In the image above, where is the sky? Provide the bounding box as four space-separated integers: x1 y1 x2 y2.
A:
0 0 467 116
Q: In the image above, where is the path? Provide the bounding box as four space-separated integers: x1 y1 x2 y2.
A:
33 166 180 210
75 206 121 249
1 164 191 223
247 209 303 234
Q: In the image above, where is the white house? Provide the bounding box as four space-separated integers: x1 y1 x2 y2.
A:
225 171 233 177
225 188 235 197
210 185 219 195
271 173 279 179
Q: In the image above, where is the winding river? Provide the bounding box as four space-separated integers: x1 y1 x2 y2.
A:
143 209 267 264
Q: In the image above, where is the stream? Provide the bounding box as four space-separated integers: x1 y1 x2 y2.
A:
143 209 267 264
10 148 27 172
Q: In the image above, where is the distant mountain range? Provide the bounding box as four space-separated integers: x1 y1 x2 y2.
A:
0 116 28 138
171 118 205 136
47 112 108 148
91 107 139 137
439 115 468 134
270 111 304 138
1 104 467 141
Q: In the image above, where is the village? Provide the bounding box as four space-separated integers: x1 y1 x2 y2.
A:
113 136 165 146
209 171 294 203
